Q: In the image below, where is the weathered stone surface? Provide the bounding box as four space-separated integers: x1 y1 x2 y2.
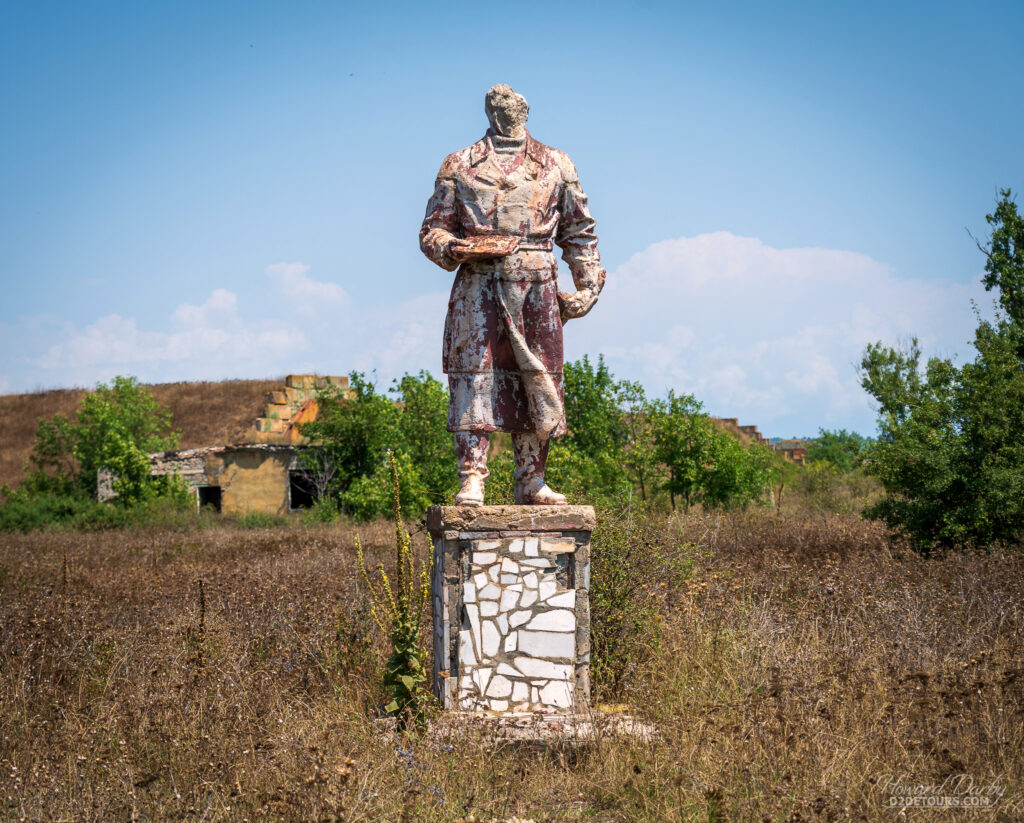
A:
431 504 591 713
427 505 596 537
421 86 607 507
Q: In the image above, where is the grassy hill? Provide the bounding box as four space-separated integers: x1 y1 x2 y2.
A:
0 378 282 490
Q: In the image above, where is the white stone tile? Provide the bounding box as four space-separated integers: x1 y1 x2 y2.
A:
476 540 500 551
472 666 492 695
547 590 576 609
473 572 487 588
539 680 573 708
523 572 538 589
519 558 550 569
518 630 575 658
539 580 557 600
497 614 508 634
526 609 575 632
504 631 517 652
473 552 496 565
482 620 500 657
499 589 519 612
463 582 477 602
531 685 540 703
501 557 519 574
489 699 509 712
497 662 519 677
512 658 573 679
520 589 538 608
507 538 524 553
524 537 539 556
512 681 528 701
509 610 531 627
480 601 498 616
459 630 476 666
486 673 512 698
500 573 519 585
487 564 500 582
478 583 500 600
465 601 481 649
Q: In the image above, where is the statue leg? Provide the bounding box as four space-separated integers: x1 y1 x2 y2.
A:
454 431 489 506
512 433 568 506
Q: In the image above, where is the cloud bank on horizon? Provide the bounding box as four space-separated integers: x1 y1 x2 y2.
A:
0 232 987 438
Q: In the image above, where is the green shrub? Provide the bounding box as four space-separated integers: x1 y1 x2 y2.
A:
0 490 127 532
590 503 705 701
356 452 432 727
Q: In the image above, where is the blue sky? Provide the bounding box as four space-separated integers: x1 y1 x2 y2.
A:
1 0 1021 437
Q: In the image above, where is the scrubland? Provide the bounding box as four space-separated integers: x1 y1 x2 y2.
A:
1 506 1021 821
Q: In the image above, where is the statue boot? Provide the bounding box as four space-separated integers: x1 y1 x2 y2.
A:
454 431 490 506
513 432 567 506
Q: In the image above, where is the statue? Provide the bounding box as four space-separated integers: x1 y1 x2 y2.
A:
420 84 606 506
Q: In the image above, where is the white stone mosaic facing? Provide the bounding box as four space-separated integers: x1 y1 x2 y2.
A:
455 538 580 712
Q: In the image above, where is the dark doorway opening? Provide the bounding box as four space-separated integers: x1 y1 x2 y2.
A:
198 485 222 512
289 471 316 510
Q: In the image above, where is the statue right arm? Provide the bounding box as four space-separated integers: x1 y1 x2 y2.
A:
419 174 461 272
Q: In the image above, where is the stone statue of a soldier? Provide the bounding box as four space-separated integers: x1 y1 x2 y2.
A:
420 84 606 506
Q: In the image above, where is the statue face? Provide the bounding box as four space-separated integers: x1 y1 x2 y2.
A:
485 84 529 138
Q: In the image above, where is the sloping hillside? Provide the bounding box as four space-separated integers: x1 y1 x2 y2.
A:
0 378 282 490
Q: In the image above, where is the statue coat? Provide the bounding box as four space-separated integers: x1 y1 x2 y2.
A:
419 129 604 436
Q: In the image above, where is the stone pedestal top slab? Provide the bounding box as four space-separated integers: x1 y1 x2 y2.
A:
427 505 596 537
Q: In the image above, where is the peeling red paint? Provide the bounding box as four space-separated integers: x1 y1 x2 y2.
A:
420 128 606 437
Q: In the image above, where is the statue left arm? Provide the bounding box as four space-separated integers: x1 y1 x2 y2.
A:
555 158 607 322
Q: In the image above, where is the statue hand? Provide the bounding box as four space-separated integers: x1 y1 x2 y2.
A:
448 239 473 264
558 288 599 324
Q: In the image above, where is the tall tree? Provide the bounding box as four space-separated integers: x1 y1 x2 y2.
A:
861 190 1024 551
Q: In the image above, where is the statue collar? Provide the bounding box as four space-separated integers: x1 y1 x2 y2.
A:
470 129 545 167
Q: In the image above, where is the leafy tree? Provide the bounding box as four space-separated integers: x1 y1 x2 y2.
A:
392 371 457 504
652 392 776 510
298 372 402 502
651 391 716 510
861 190 1024 551
299 371 456 518
619 380 664 501
24 375 180 504
559 355 632 499
806 428 870 472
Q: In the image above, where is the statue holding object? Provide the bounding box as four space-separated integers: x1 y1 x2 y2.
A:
419 84 607 506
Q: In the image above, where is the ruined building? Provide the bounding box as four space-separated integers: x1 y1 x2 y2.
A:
97 375 349 515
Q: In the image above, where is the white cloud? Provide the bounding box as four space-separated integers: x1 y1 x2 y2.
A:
12 263 444 392
567 231 986 436
265 262 348 314
3 239 989 437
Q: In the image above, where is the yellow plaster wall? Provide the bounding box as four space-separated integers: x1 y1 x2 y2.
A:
213 450 292 516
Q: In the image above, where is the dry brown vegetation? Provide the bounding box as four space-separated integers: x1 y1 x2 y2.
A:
0 379 281 489
2 508 1021 821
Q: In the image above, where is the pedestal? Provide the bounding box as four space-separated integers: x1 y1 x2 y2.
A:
427 505 594 712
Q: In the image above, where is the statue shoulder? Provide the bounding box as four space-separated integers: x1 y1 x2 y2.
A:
436 139 484 180
528 137 579 184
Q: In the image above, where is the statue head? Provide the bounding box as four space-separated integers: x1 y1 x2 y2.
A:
485 84 529 139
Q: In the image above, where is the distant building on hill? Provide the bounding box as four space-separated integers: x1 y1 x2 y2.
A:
97 374 347 514
710 417 771 448
771 438 814 465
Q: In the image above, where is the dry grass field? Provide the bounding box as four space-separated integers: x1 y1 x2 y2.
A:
0 379 282 490
2 508 1021 821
